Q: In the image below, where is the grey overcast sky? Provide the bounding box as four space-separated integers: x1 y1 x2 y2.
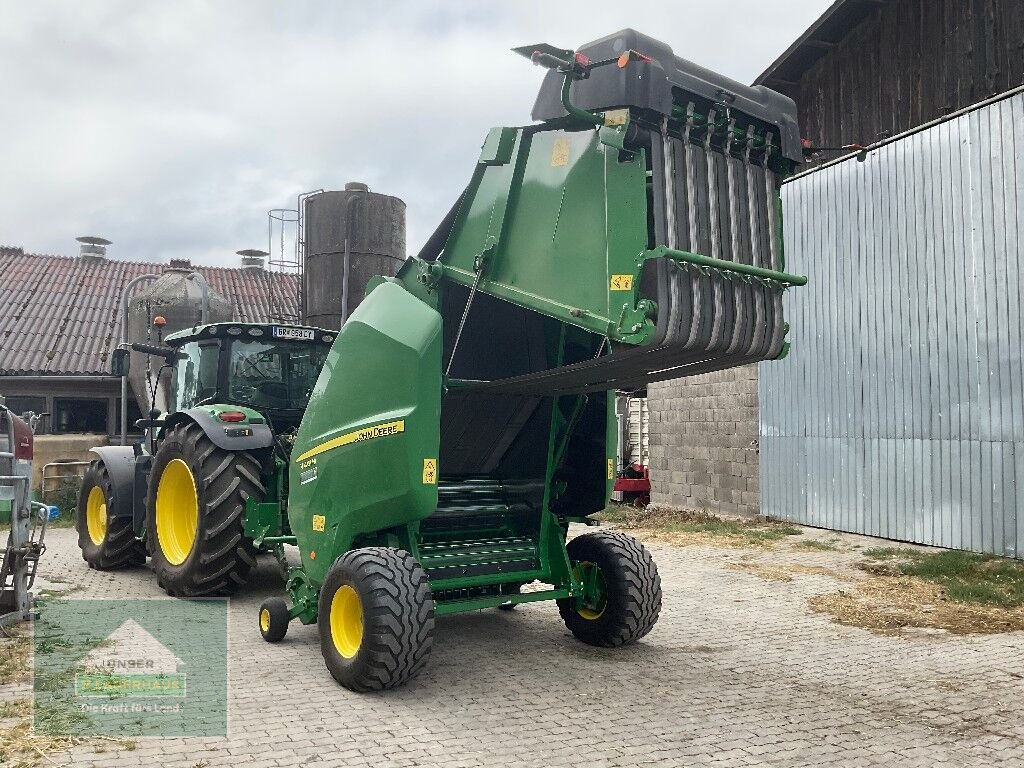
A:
0 1 831 267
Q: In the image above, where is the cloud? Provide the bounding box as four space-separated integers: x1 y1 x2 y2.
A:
0 0 832 266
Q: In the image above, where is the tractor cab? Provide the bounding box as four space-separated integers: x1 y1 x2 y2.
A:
163 323 335 429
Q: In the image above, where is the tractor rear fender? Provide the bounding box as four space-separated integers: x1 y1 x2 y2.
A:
159 408 275 452
88 446 137 520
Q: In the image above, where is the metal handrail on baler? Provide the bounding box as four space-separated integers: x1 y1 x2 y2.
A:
646 246 808 287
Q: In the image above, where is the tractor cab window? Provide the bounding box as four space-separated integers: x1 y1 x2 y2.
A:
171 341 220 411
227 340 328 410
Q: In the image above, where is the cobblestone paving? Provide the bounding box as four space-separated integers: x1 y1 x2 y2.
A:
10 526 1024 767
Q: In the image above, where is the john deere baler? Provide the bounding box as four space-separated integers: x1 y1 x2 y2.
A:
256 29 806 691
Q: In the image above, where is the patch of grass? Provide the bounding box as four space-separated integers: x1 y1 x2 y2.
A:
33 699 91 735
0 634 32 685
811 547 1024 635
863 547 914 559
726 562 793 582
861 548 1024 608
730 561 853 584
0 630 137 767
0 700 32 719
795 540 839 552
594 506 629 525
745 525 802 544
35 585 83 600
0 717 132 767
592 505 802 548
785 564 854 581
809 575 1024 635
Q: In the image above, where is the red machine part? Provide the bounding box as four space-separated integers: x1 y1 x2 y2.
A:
613 463 650 493
6 409 33 460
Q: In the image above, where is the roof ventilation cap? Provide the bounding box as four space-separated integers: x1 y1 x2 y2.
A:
76 236 111 264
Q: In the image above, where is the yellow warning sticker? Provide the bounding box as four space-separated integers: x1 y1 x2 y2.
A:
297 419 405 462
608 458 614 480
312 515 325 532
551 137 570 167
610 274 634 291
422 458 438 485
603 108 629 126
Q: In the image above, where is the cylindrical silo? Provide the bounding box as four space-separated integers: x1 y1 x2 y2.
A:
126 269 233 415
302 183 406 330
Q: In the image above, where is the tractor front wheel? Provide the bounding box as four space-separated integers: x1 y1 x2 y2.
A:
557 531 662 647
147 421 265 597
318 547 435 692
76 461 145 569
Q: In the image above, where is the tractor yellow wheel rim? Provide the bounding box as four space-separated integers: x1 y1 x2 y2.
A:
259 608 271 634
155 459 199 566
86 486 107 546
330 585 363 659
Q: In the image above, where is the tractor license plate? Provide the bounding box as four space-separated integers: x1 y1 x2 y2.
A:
272 327 314 341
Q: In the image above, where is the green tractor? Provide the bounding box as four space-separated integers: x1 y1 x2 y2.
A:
80 29 806 692
77 322 335 594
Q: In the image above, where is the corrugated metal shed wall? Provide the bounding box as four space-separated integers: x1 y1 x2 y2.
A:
760 88 1024 558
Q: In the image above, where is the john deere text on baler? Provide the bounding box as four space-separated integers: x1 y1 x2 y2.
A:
253 29 807 691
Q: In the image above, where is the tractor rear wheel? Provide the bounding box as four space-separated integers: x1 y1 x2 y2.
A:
147 421 265 597
76 461 145 569
557 531 662 647
318 547 435 692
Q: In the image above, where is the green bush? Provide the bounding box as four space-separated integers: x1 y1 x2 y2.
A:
44 476 82 526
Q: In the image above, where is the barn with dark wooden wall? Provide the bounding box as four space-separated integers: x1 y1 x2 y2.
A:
647 0 1024 518
761 0 1024 157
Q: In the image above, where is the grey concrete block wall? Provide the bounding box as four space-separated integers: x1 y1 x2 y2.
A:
647 364 761 517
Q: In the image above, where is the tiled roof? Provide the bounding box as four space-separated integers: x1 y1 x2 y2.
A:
0 246 299 376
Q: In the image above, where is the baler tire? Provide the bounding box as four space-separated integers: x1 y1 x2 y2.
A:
76 461 145 570
557 531 662 647
147 421 264 597
259 597 290 643
318 547 435 692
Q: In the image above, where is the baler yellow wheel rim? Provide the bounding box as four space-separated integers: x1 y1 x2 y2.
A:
259 608 271 634
86 486 107 546
330 585 363 658
155 459 199 566
573 561 607 621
